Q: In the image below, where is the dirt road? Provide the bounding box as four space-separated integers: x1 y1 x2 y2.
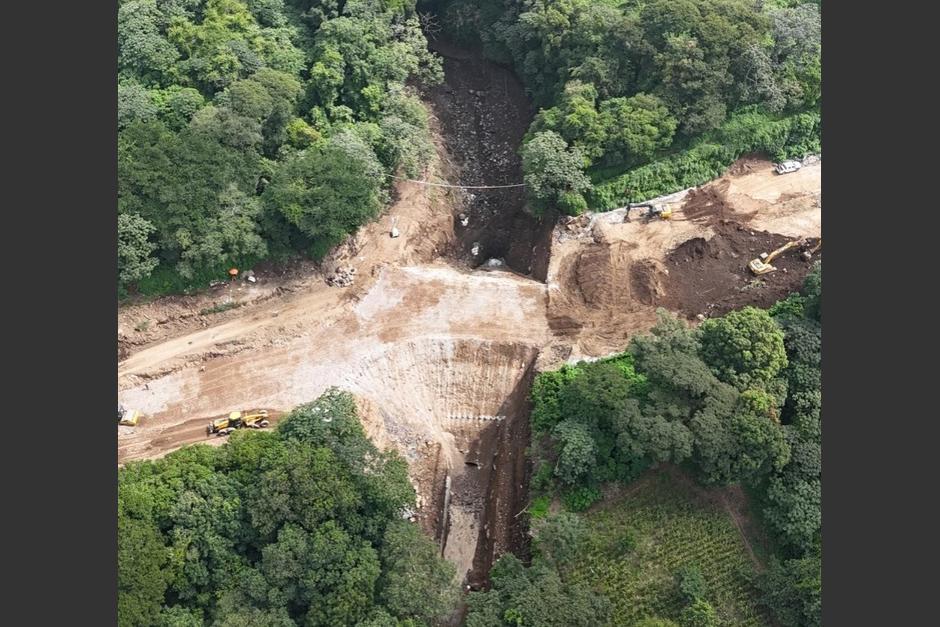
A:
117 42 821 586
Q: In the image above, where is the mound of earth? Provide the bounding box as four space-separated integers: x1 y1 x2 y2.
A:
630 258 668 306
575 242 635 308
681 179 755 225
659 221 820 318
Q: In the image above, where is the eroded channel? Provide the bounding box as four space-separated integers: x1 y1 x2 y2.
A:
425 39 554 280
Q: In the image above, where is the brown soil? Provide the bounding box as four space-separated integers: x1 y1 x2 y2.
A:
117 38 821 594
424 40 553 279
118 409 287 462
659 220 820 319
681 180 756 224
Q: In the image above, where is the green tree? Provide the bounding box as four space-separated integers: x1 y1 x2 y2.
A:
175 184 268 279
118 212 160 289
118 0 180 85
552 420 597 486
558 362 633 435
699 306 788 391
757 551 822 627
532 81 607 162
263 130 384 257
530 512 590 570
375 89 434 177
613 399 694 470
770 3 821 110
118 512 169 627
156 605 203 627
675 564 707 603
118 80 160 129
763 474 820 553
679 598 719 627
636 619 680 627
378 521 459 623
653 32 730 136
598 94 677 167
802 261 821 321
156 86 206 131
521 131 593 216
465 554 612 627
531 364 584 434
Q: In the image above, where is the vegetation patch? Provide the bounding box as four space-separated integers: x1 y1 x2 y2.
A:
515 264 822 626
568 471 768 626
118 0 442 296
199 301 243 316
118 389 458 627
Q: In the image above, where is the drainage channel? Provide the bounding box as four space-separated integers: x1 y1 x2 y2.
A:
436 359 537 592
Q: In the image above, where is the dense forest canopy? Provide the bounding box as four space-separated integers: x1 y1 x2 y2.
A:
118 0 820 295
427 0 821 213
118 389 458 627
118 0 442 296
506 262 822 626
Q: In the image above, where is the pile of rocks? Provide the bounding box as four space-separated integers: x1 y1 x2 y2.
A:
326 266 356 287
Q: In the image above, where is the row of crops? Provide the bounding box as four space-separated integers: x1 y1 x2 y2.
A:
565 471 771 626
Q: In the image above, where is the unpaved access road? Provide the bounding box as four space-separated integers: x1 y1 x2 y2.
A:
118 43 820 587
119 263 549 461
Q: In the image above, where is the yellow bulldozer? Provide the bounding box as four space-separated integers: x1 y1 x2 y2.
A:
628 203 673 222
118 404 142 427
207 410 271 437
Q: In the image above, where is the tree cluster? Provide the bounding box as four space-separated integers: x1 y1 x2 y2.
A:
528 263 822 625
118 0 441 295
531 305 791 504
118 388 457 627
432 0 821 214
465 513 611 627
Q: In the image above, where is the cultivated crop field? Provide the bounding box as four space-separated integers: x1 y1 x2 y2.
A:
567 470 770 626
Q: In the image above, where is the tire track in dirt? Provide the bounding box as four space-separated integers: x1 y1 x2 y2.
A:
117 37 819 589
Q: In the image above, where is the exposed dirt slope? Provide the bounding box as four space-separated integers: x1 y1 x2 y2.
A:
425 40 553 279
118 39 821 589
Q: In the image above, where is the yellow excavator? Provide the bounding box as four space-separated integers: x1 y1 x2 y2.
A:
627 203 673 222
207 410 271 437
802 238 822 261
748 239 804 275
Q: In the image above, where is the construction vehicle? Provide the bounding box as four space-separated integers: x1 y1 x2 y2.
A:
774 160 802 175
748 239 804 275
801 238 822 261
628 203 673 222
206 410 270 437
118 404 142 427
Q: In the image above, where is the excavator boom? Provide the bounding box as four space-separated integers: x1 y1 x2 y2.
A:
765 240 800 263
748 239 803 275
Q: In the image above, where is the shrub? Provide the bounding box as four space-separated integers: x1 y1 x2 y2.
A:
562 485 602 512
528 495 551 520
675 564 708 603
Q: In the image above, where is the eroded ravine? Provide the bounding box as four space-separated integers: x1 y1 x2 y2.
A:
425 39 555 280
117 35 823 598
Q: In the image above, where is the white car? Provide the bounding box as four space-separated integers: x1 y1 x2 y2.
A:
775 160 803 175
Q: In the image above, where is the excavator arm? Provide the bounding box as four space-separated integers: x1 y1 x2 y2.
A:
764 240 801 263
748 239 804 275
